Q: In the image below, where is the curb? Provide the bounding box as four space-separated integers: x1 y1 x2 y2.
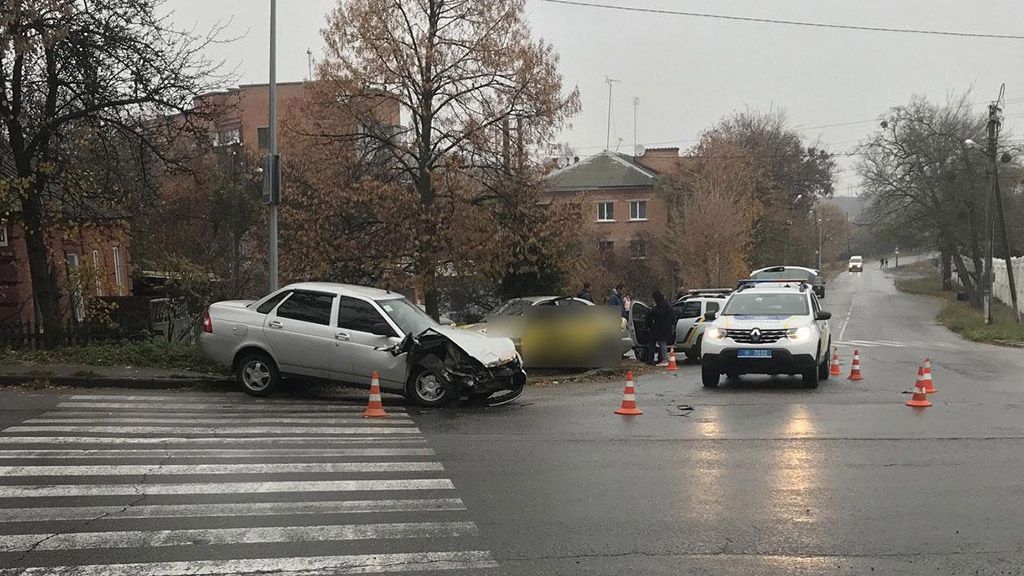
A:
0 375 232 389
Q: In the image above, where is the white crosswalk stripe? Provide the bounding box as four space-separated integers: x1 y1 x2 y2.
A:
0 392 497 574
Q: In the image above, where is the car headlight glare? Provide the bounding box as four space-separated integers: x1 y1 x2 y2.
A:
787 325 812 342
706 327 726 341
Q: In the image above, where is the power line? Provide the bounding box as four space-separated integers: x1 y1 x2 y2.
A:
537 0 1024 40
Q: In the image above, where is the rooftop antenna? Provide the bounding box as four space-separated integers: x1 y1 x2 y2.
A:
605 77 620 151
633 96 640 158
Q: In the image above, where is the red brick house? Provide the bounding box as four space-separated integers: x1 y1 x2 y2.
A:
0 215 132 328
543 148 689 294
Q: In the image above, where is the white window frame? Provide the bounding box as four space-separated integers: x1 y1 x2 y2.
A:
629 200 648 222
0 221 7 246
92 249 103 296
66 253 85 321
596 201 615 222
113 246 125 296
630 238 648 260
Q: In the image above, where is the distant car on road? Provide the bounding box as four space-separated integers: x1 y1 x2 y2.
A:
700 279 832 388
751 266 826 299
848 255 864 272
200 283 526 407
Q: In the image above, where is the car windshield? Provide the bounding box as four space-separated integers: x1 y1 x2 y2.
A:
851 257 863 262
375 297 438 336
722 293 809 316
752 268 816 282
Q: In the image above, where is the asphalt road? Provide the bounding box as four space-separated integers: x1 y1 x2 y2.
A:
0 261 1022 575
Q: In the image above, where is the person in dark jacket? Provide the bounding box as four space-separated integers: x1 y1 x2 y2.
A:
576 282 593 303
646 290 676 366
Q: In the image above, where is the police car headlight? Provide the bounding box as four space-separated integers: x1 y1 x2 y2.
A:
787 326 812 342
706 327 726 341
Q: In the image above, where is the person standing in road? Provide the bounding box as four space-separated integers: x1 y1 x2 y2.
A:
576 282 593 302
647 290 676 367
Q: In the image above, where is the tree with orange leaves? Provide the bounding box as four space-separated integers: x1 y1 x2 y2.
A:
310 0 580 319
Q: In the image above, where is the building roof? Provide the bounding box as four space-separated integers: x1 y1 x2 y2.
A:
544 150 657 192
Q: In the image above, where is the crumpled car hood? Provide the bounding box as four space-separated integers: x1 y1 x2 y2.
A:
418 325 519 368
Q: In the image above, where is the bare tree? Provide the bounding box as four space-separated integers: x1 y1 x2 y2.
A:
858 94 988 299
0 0 224 337
317 0 579 318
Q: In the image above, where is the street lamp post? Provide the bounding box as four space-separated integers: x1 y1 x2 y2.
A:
817 218 823 271
266 0 280 291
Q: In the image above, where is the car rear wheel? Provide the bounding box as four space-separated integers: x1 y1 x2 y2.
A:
237 352 281 397
702 365 720 388
406 365 450 407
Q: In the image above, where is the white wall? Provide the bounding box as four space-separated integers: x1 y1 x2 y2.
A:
992 257 1024 311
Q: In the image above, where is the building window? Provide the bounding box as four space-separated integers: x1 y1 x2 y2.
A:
598 240 614 254
0 221 7 247
597 202 614 222
216 128 241 147
92 249 103 296
66 253 85 322
112 246 125 296
257 126 270 150
629 200 648 221
630 239 647 260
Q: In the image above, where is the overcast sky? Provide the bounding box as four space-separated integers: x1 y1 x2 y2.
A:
164 0 1024 196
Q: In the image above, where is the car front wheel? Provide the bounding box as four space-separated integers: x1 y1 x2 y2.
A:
702 365 720 388
237 352 281 397
406 365 451 407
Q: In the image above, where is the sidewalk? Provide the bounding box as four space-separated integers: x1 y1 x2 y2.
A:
0 361 229 389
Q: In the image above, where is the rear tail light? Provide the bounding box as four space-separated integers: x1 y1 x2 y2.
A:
202 311 213 333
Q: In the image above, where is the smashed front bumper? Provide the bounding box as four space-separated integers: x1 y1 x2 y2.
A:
443 357 527 396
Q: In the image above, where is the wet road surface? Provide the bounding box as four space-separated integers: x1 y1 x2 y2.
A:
0 261 1022 575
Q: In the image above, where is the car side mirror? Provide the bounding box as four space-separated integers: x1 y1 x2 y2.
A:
704 311 717 322
815 311 832 321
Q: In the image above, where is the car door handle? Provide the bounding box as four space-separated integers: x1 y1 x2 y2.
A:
335 332 351 341
268 321 283 329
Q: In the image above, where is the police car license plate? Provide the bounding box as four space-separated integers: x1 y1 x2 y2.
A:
737 349 772 359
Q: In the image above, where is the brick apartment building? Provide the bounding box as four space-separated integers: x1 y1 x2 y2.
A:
543 147 688 291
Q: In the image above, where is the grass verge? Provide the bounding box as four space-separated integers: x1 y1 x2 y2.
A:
0 340 225 374
895 261 1024 345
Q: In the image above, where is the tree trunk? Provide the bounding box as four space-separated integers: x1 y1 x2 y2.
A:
940 248 952 291
951 249 979 306
20 192 64 344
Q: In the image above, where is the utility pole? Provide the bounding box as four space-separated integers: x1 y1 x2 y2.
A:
266 0 280 291
988 85 1021 323
604 77 619 151
983 102 997 324
306 48 313 80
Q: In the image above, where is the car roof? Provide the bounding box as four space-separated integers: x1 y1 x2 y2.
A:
753 264 823 272
734 284 812 295
515 296 591 305
282 282 403 300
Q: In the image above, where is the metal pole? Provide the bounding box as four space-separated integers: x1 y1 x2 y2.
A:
268 0 279 291
605 80 612 151
633 96 639 157
817 218 822 270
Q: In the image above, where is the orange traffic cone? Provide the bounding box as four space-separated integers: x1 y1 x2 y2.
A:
666 347 678 372
906 366 932 408
614 371 642 416
363 371 388 418
829 347 842 376
920 358 937 393
847 349 864 381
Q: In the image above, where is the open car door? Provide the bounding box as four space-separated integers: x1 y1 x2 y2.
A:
627 300 651 362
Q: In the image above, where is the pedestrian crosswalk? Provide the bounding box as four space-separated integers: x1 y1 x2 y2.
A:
0 393 498 575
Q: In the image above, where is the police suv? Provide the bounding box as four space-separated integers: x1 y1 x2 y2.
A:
699 279 832 388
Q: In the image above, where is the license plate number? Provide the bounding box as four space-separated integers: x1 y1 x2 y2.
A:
737 349 772 359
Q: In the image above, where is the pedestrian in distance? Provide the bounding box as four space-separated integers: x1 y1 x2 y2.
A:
646 290 676 367
608 284 627 329
576 282 593 303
